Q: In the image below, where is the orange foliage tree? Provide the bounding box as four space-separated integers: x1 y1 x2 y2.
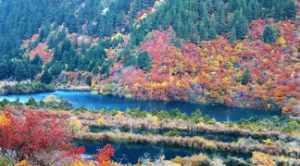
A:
96 144 115 166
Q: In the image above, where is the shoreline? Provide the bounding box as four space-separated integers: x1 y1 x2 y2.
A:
0 82 287 115
0 89 282 117
55 85 91 91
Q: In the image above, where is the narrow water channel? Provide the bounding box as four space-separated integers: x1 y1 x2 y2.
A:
74 139 199 164
74 139 251 164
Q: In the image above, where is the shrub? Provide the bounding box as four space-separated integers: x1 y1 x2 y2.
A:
68 118 82 133
251 152 275 166
164 130 180 137
96 116 105 126
26 98 38 107
0 156 13 166
0 107 73 162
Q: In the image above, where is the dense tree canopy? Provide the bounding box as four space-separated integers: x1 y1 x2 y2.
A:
1 0 297 55
130 0 297 45
0 0 297 81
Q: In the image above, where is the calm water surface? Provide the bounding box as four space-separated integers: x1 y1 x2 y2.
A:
0 90 280 121
74 139 249 164
74 139 200 164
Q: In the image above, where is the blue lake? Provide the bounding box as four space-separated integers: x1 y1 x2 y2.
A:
0 90 280 121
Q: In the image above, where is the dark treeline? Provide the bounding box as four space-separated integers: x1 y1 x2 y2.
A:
130 0 296 45
0 0 155 82
0 0 156 55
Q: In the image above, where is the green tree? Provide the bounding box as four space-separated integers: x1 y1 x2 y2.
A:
198 23 209 41
246 0 261 20
284 0 297 20
215 1 226 34
240 68 251 85
262 25 278 44
229 27 237 43
30 56 43 78
197 1 206 18
208 16 217 39
273 0 296 20
49 62 64 77
14 61 31 81
137 52 152 71
38 24 50 41
232 10 248 40
100 60 112 77
228 0 240 12
260 0 274 9
123 54 137 67
26 97 38 107
0 60 11 80
41 70 53 84
85 42 107 73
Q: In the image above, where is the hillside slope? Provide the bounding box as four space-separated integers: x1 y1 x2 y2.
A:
0 0 299 115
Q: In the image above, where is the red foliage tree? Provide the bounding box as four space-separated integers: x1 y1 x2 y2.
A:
100 23 300 110
249 19 266 40
278 21 297 45
29 43 53 63
0 107 74 160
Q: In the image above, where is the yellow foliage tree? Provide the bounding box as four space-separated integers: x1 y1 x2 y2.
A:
0 113 11 127
96 116 105 126
14 160 32 166
251 152 275 166
68 118 82 133
147 114 160 127
276 36 287 47
115 112 125 121
234 42 244 52
69 160 96 166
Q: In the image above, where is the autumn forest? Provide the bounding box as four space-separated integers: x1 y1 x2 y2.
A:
0 0 300 165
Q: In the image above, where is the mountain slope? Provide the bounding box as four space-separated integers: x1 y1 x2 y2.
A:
0 0 299 115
